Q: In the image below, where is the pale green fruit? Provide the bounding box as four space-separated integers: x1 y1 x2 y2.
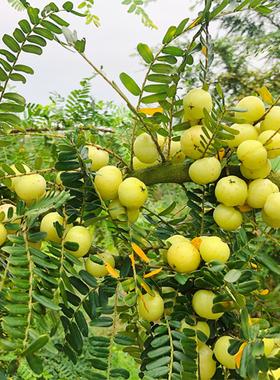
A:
192 290 223 320
189 157 221 185
247 179 279 209
263 193 280 220
263 338 275 357
258 130 280 159
14 174 46 204
137 292 164 322
214 336 236 369
199 236 230 263
157 134 166 148
181 125 212 159
235 96 265 123
40 212 65 243
0 204 16 222
261 210 280 228
169 141 185 162
132 157 157 171
167 241 201 273
86 145 109 171
133 133 159 163
215 176 247 206
64 226 92 258
127 208 140 223
198 344 217 380
0 223 7 246
240 160 271 179
118 177 148 209
94 165 123 201
226 124 258 148
108 199 126 220
237 140 267 170
183 88 213 121
9 164 30 190
260 106 280 131
85 252 115 277
213 204 243 231
166 235 189 246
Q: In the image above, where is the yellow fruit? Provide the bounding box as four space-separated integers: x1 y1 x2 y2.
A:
14 174 46 204
180 125 212 159
166 235 189 246
247 179 279 208
94 165 123 201
183 88 213 121
213 204 243 231
133 133 159 163
167 241 201 273
40 212 65 243
215 176 247 206
189 157 221 185
0 223 7 246
240 160 271 179
9 164 30 190
132 157 157 171
192 289 223 320
118 177 148 209
137 292 164 322
85 252 115 277
237 140 267 170
86 145 109 171
0 204 17 222
157 134 166 148
271 368 280 379
198 344 216 380
260 106 280 131
235 96 265 123
108 199 126 220
199 236 230 263
213 336 236 369
263 338 275 357
168 141 185 162
64 226 92 258
226 124 258 148
258 130 280 158
261 210 280 228
127 208 140 223
263 193 280 220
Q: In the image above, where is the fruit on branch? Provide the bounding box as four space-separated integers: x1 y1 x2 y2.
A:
132 156 157 171
240 160 271 179
0 204 17 222
86 145 109 171
167 241 201 273
14 174 46 204
180 125 212 159
133 133 159 164
263 193 280 220
183 88 213 121
213 336 236 369
118 177 148 209
0 223 7 246
94 165 123 200
246 179 279 209
226 123 258 148
199 236 230 264
189 157 222 185
261 210 280 228
192 290 223 320
85 252 115 277
213 204 243 231
198 343 217 380
237 140 267 170
166 234 189 245
9 164 30 190
235 96 265 123
137 292 164 322
260 106 280 131
157 134 166 148
258 130 280 158
64 226 92 258
215 176 248 207
40 212 67 243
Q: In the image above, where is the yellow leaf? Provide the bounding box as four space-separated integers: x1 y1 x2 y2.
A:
144 268 162 278
131 242 150 263
257 86 274 105
188 16 201 30
105 263 119 279
138 107 163 116
259 289 269 296
250 262 258 269
238 204 253 213
201 46 207 57
137 276 154 295
191 237 202 250
129 253 135 268
216 148 225 161
235 342 247 369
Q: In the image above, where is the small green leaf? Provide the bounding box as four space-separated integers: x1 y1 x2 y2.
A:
50 14 70 27
0 113 21 125
23 335 49 355
13 28 25 43
0 67 8 81
224 269 242 283
26 353 43 374
0 49 16 62
19 19 32 33
41 20 62 34
141 93 167 104
2 34 20 53
33 293 61 311
74 39 86 53
162 46 184 56
22 44 43 55
3 92 25 105
27 35 47 47
14 64 34 74
137 43 154 64
120 72 141 96
10 73 26 83
151 63 174 74
33 27 54 40
162 26 177 44
27 7 40 25
63 2 74 11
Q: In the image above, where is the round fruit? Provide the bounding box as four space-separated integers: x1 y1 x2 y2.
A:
258 130 280 159
183 88 213 121
226 124 258 148
198 344 216 380
86 145 109 171
168 141 185 162
235 96 265 123
132 157 157 171
263 193 280 220
133 133 159 164
199 236 230 263
40 212 65 243
127 208 140 223
0 204 17 222
157 134 166 148
215 176 247 207
192 290 223 320
271 368 280 379
0 223 7 246
240 160 271 179
85 252 115 277
213 336 236 369
9 164 30 190
94 165 123 201
118 177 148 209
166 235 189 246
64 226 92 258
263 338 275 357
14 174 46 204
213 204 243 231
108 199 126 220
261 210 280 228
260 106 280 131
189 157 221 185
167 241 201 273
180 125 212 159
237 140 267 170
247 179 279 209
137 292 164 322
